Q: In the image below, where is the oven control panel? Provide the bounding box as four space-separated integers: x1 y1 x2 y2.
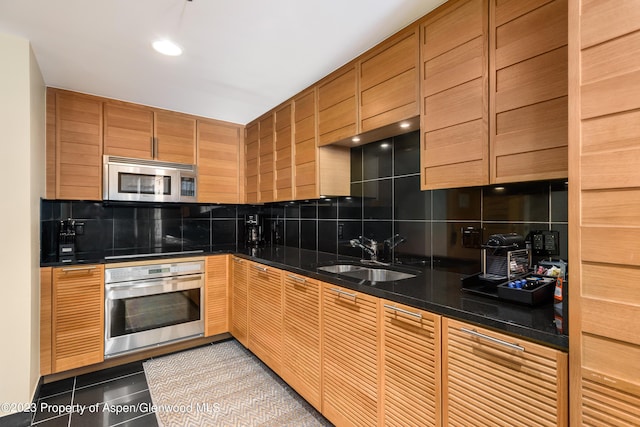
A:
105 260 204 284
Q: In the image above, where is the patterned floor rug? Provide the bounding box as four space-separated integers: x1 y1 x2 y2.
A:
143 340 332 426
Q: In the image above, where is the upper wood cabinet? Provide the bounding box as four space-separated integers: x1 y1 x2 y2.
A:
244 121 259 204
570 1 640 424
204 255 229 337
104 103 196 164
442 318 568 426
50 265 105 373
103 103 154 159
48 89 104 200
293 89 319 200
154 111 196 164
489 0 568 183
274 102 294 201
359 24 420 133
197 119 242 204
420 0 489 190
258 114 275 203
318 64 358 147
293 89 351 200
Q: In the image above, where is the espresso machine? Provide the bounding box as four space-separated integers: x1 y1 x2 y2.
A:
245 214 264 247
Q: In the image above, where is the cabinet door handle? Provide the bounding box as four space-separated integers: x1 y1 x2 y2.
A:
330 288 357 300
287 274 307 285
384 304 422 319
251 265 268 272
61 266 97 273
460 327 525 352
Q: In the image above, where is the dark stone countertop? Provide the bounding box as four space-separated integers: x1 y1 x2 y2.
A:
41 244 568 351
232 246 568 351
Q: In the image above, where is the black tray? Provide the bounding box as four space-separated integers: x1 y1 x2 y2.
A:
461 273 556 306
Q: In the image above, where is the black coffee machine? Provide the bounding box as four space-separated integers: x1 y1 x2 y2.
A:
245 214 264 247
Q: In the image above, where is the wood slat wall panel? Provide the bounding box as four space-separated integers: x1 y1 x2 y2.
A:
569 2 640 416
52 265 104 373
381 302 441 427
322 284 378 427
443 318 567 426
205 255 229 336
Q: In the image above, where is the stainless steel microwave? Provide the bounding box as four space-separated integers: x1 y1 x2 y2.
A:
103 156 197 203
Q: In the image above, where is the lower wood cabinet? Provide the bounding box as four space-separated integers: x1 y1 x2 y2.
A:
41 265 105 375
322 283 379 427
247 262 283 373
281 273 322 410
442 318 568 426
204 255 229 337
380 300 441 427
230 256 249 347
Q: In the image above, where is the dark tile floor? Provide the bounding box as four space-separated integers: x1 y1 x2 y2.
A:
31 361 157 427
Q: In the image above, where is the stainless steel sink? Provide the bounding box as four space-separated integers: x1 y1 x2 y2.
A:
317 264 367 274
317 264 417 282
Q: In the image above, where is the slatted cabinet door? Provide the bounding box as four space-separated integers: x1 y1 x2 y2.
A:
381 301 441 427
322 283 379 427
274 102 294 201
282 273 322 410
247 263 283 374
490 0 568 183
230 256 249 347
154 111 196 164
52 265 105 373
258 114 275 203
197 120 242 204
318 64 358 146
245 121 259 204
443 318 568 426
420 0 489 190
205 255 229 337
103 103 154 159
55 90 103 200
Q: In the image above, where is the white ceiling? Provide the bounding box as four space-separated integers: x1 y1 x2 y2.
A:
0 0 444 124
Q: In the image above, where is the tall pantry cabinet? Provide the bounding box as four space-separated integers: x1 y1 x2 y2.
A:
569 0 640 425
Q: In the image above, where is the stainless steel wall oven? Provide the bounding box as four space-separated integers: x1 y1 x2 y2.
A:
104 259 204 358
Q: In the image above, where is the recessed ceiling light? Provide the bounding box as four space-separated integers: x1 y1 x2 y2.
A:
152 39 183 56
380 142 390 149
352 137 361 143
400 122 411 128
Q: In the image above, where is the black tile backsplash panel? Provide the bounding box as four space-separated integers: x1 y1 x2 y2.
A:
395 175 430 220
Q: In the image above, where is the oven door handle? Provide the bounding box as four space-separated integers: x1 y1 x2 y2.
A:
106 275 203 300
